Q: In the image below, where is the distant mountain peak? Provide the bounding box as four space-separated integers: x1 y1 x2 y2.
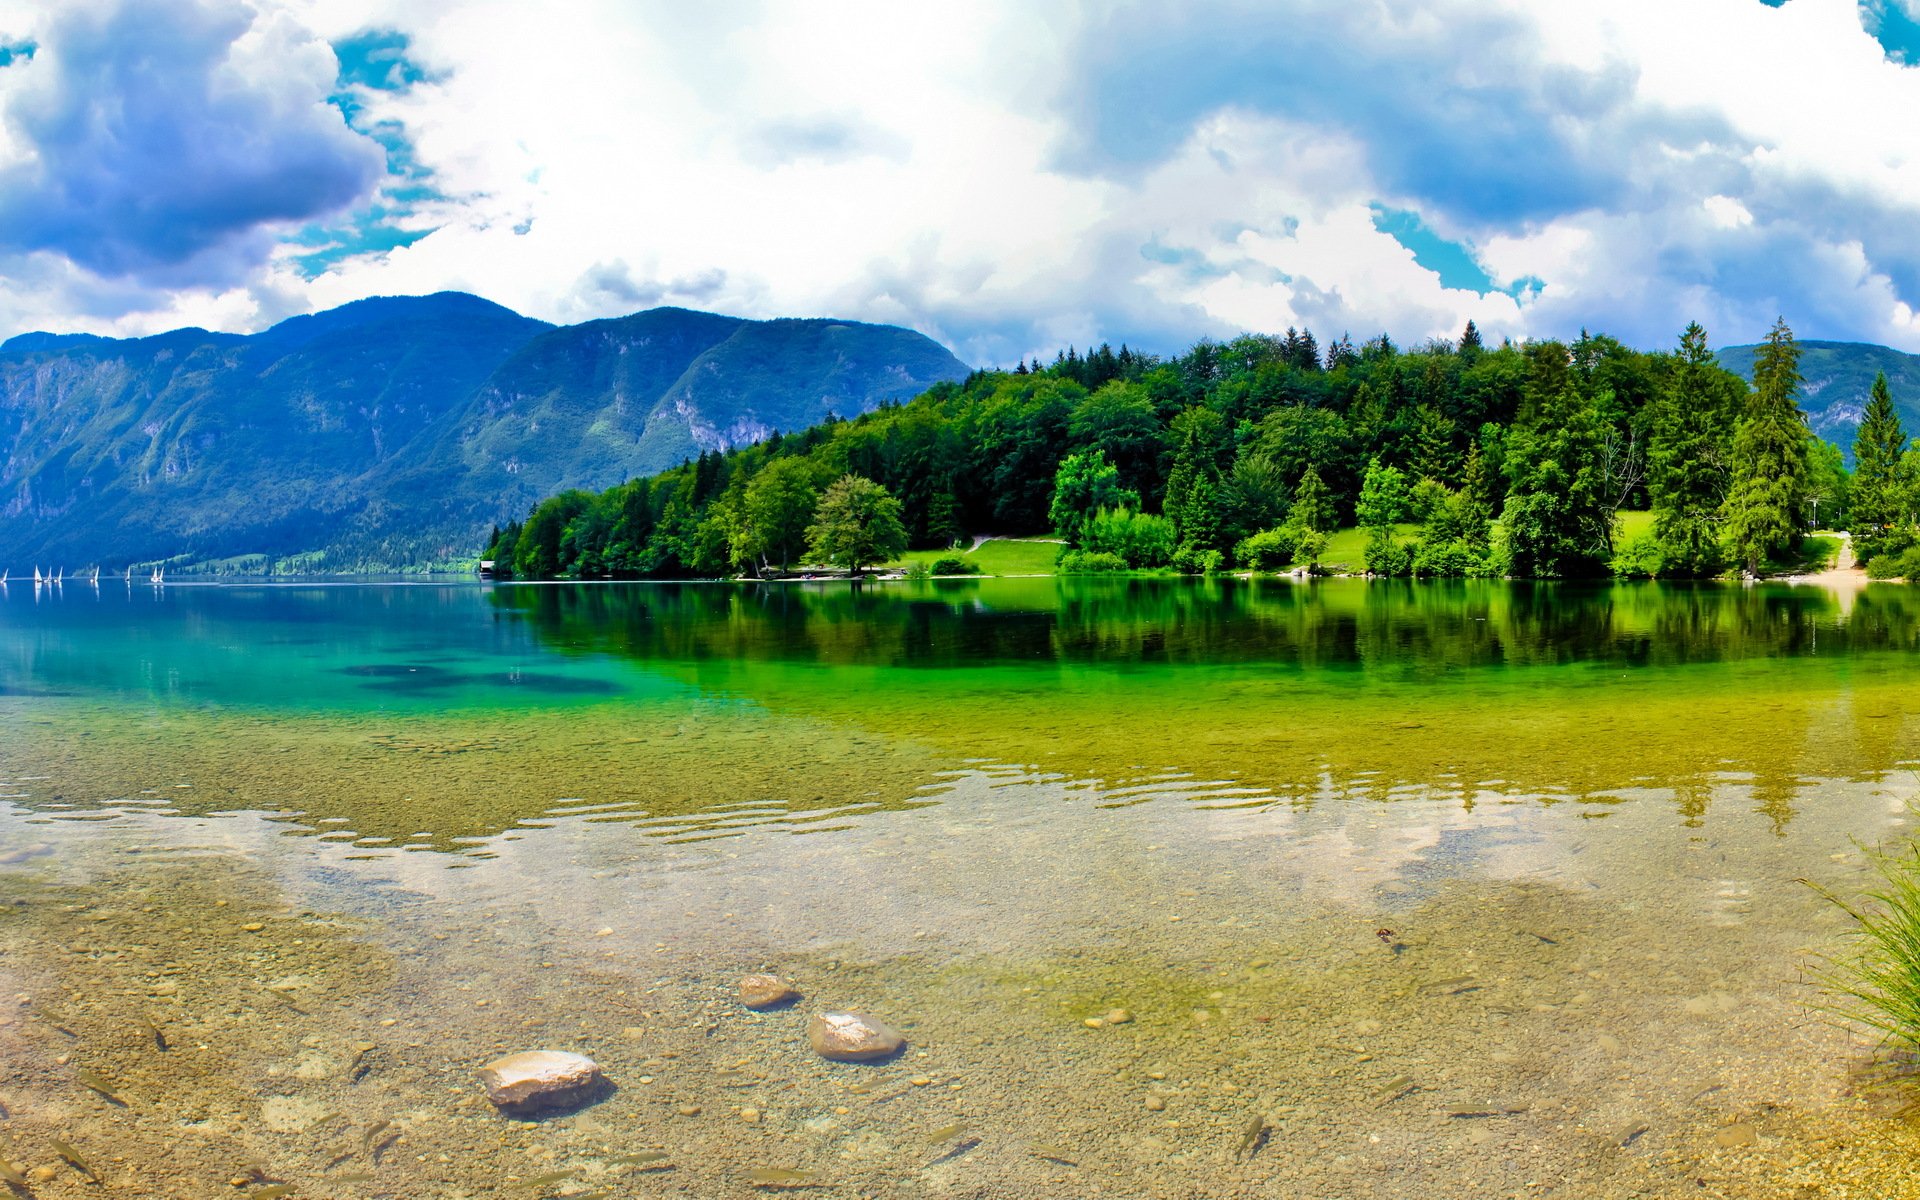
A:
0 291 969 569
1719 339 1920 458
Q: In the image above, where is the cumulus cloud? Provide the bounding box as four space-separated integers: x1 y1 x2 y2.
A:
10 0 1920 361
0 0 384 283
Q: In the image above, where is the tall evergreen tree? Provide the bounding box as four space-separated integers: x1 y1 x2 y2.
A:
1647 323 1733 576
1851 370 1907 552
1500 367 1611 578
1459 320 1483 358
1460 442 1495 548
1164 406 1232 553
1723 317 1810 574
1288 464 1337 533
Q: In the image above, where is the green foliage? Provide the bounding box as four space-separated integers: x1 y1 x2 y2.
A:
1057 549 1130 574
514 491 593 578
1294 527 1329 570
1407 477 1452 524
1364 526 1413 576
1288 464 1337 533
1499 347 1614 577
806 475 909 574
1724 318 1811 574
491 313 1831 583
1083 506 1177 567
1175 546 1226 575
1411 537 1490 578
1808 835 1920 1078
1648 323 1738 577
1853 371 1907 556
1867 546 1920 580
927 555 980 576
1235 526 1302 571
1355 459 1410 529
1165 406 1233 556
1609 532 1667 579
736 456 820 572
1068 381 1164 497
1050 450 1139 545
1222 453 1290 542
1804 436 1851 530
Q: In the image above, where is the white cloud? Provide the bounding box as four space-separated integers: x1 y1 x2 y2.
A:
1703 195 1755 229
8 0 1920 360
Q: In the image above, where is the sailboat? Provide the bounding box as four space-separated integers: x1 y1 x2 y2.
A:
149 565 164 585
33 566 43 584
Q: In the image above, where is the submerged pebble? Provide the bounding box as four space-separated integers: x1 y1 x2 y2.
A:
477 1050 605 1111
808 1012 904 1062
737 974 800 1010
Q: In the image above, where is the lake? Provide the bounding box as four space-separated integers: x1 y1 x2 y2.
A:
1 575 1917 1197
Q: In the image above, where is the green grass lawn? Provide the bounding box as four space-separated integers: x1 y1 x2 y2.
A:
893 512 1675 577
891 537 1064 576
1315 524 1419 571
1763 534 1840 575
1617 510 1655 541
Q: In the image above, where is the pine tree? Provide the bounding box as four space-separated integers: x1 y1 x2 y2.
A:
1460 442 1494 548
1411 406 1457 484
1647 323 1734 576
1723 317 1810 575
1288 464 1337 533
1851 371 1906 552
1459 320 1483 358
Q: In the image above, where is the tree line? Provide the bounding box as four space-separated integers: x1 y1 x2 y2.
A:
485 316 1877 580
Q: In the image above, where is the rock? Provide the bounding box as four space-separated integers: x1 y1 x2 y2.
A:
1713 1123 1757 1149
738 974 800 1010
808 1011 905 1062
1144 1095 1167 1112
1105 1009 1133 1025
476 1050 604 1111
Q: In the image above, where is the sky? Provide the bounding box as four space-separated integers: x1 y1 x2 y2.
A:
3 0 1920 365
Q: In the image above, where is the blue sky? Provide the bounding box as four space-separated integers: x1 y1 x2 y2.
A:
3 0 1920 364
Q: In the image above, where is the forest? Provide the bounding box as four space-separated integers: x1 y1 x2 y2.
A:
484 317 1920 581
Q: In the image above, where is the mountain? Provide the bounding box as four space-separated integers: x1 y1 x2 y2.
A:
1718 339 1920 452
0 294 969 570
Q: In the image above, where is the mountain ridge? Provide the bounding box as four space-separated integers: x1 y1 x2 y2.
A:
0 293 969 569
1718 339 1920 453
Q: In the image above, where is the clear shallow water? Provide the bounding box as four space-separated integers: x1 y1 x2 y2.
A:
2 577 1919 1197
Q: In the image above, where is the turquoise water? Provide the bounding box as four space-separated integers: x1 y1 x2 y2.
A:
0 577 1917 1197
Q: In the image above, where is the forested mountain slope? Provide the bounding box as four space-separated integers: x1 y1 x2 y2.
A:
0 294 967 569
1718 340 1920 451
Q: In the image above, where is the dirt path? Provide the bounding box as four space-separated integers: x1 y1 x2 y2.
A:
1787 531 1869 585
